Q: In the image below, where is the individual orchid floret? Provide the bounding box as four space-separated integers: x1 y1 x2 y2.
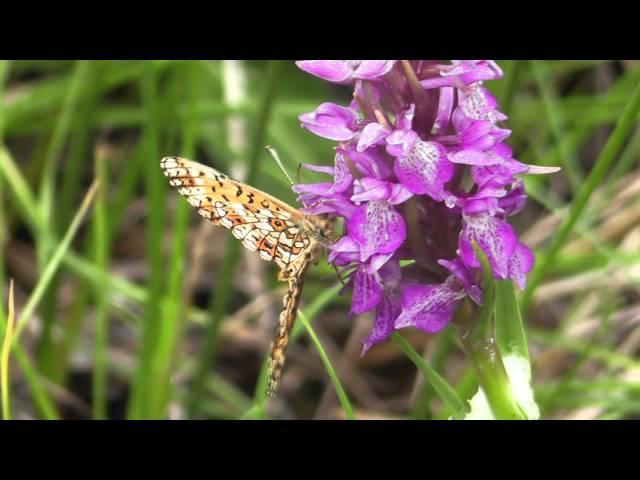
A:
296 60 396 84
299 103 359 141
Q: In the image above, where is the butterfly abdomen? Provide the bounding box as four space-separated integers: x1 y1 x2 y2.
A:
267 267 309 397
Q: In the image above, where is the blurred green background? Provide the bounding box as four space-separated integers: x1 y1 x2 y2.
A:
1 60 640 419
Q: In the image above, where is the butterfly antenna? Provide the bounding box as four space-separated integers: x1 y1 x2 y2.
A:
331 262 347 288
265 146 295 187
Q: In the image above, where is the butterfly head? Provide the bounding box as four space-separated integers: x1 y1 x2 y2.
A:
305 214 338 247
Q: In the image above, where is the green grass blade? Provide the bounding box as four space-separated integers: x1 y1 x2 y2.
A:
127 62 165 419
297 310 354 420
13 180 99 342
496 60 521 117
392 332 468 419
291 283 342 342
187 61 282 417
0 146 43 233
522 80 640 313
11 343 59 419
150 61 201 417
1 280 15 419
0 174 95 419
92 149 110 419
37 60 90 262
531 60 583 194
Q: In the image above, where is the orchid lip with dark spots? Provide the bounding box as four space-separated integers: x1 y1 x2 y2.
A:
296 60 560 354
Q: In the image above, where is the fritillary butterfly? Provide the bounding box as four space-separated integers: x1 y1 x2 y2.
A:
160 156 334 397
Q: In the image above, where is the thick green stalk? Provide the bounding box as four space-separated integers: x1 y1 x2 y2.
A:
459 243 527 420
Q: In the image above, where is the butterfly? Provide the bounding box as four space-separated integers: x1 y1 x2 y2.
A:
160 156 335 397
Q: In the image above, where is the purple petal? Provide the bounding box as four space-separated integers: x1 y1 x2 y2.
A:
420 61 503 90
459 213 518 279
296 191 357 217
349 201 406 262
456 118 492 143
328 236 360 265
433 87 454 134
445 60 504 84
459 121 510 151
395 282 460 333
438 258 483 305
351 268 384 314
350 177 412 205
498 182 528 216
387 183 414 205
449 148 499 166
353 60 396 80
332 152 353 193
461 196 501 216
438 258 473 289
299 102 358 141
351 79 382 110
357 122 391 152
361 293 401 355
351 177 393 203
367 252 395 273
395 104 415 131
296 60 355 84
344 147 393 180
508 242 535 290
302 163 334 176
385 129 418 158
377 257 401 283
392 140 454 201
292 181 333 196
459 84 500 122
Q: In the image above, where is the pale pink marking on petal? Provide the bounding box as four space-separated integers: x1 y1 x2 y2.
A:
459 213 517 279
361 294 401 355
449 148 498 166
395 282 460 333
331 153 353 193
351 269 383 314
508 242 535 290
350 201 406 262
393 140 453 201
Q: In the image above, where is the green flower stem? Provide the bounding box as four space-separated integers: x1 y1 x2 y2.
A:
459 334 527 420
461 242 528 420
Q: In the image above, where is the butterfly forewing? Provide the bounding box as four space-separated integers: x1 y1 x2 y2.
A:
160 156 311 271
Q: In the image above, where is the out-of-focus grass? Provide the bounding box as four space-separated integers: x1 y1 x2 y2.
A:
1 60 640 419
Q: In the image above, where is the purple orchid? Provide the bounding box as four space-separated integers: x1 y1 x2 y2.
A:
295 60 560 354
